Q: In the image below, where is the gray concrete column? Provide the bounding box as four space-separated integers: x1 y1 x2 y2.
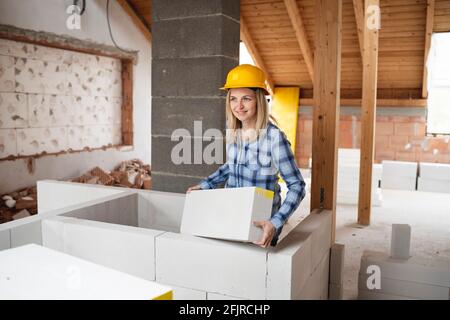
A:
151 0 240 193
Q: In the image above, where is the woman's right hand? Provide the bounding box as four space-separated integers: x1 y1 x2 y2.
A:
186 185 202 193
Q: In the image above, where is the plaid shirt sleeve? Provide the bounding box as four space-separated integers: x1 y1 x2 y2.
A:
198 163 230 189
269 129 306 232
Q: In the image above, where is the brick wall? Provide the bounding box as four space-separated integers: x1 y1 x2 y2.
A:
295 112 450 168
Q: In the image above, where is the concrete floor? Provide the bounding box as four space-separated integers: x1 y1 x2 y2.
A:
335 189 450 300
280 177 450 300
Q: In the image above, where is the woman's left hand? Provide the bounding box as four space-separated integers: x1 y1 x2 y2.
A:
252 220 276 248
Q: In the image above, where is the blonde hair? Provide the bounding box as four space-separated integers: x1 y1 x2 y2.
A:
225 88 277 143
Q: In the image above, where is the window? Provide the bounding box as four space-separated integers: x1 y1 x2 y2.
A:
426 33 450 135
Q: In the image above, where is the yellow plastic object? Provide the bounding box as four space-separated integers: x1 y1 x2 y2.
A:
271 87 300 155
221 64 270 95
153 290 173 300
255 187 274 199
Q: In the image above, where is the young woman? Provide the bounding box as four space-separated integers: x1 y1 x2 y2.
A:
187 64 306 248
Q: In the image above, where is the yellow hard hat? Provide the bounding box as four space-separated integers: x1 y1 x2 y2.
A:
221 64 270 95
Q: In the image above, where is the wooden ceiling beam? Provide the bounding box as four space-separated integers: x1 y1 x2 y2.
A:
422 0 435 98
117 0 152 42
240 15 275 96
284 0 314 81
352 0 365 58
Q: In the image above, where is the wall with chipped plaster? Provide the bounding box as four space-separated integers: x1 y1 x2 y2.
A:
0 0 151 193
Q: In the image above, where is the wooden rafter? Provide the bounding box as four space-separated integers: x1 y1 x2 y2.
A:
284 0 314 81
240 15 275 96
117 0 152 42
422 0 435 98
352 0 364 58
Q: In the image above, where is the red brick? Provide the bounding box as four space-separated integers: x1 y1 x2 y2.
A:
375 135 390 149
339 132 353 148
376 116 390 122
297 156 311 168
428 137 449 152
376 122 394 135
390 115 411 123
418 151 439 163
395 150 416 162
394 123 425 136
390 136 409 149
375 148 395 161
438 153 450 164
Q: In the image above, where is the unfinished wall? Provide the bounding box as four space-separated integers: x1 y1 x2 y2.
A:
0 0 151 194
296 106 450 168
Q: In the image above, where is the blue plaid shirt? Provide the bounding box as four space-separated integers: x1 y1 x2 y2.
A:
199 122 306 243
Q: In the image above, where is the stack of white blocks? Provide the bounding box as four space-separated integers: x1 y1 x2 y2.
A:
337 148 382 206
329 243 345 299
381 160 417 191
358 224 450 300
418 162 450 193
1 180 334 300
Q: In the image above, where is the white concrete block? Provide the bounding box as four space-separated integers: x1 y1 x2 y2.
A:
420 162 450 180
0 129 17 158
10 220 42 248
358 290 416 300
295 210 332 269
157 283 206 300
0 92 27 128
181 187 273 242
267 230 312 299
15 58 46 93
330 243 345 285
37 180 126 213
137 190 185 232
417 177 450 193
391 224 411 259
329 283 343 300
0 244 172 300
28 94 51 127
17 128 43 155
207 292 245 300
0 229 10 251
358 274 449 300
360 250 450 287
382 160 417 178
61 193 138 227
41 217 73 252
43 216 164 281
155 232 267 300
297 252 328 300
381 175 416 191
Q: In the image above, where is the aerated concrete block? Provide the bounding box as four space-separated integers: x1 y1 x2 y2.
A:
297 251 330 300
207 292 245 300
419 162 450 180
266 230 312 300
0 229 11 251
155 282 206 300
417 177 450 193
181 187 273 242
10 220 42 248
381 176 416 191
382 160 418 178
155 232 267 300
295 210 332 269
391 224 411 259
330 243 345 285
360 250 450 287
358 274 449 300
42 216 165 281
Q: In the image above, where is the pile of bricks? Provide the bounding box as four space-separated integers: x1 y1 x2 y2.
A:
70 159 152 190
0 186 37 223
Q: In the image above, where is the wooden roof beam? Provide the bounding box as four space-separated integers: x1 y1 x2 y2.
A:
240 15 275 96
422 0 435 98
284 0 314 81
352 0 364 59
117 0 152 42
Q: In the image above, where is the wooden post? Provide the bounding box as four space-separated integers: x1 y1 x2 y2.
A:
358 0 380 226
311 0 342 243
422 0 435 98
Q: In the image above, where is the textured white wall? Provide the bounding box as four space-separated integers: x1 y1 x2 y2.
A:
0 0 151 193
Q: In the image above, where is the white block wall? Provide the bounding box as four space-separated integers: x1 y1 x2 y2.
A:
42 216 164 281
0 229 11 250
37 180 126 213
155 232 267 300
419 162 450 180
417 177 450 193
